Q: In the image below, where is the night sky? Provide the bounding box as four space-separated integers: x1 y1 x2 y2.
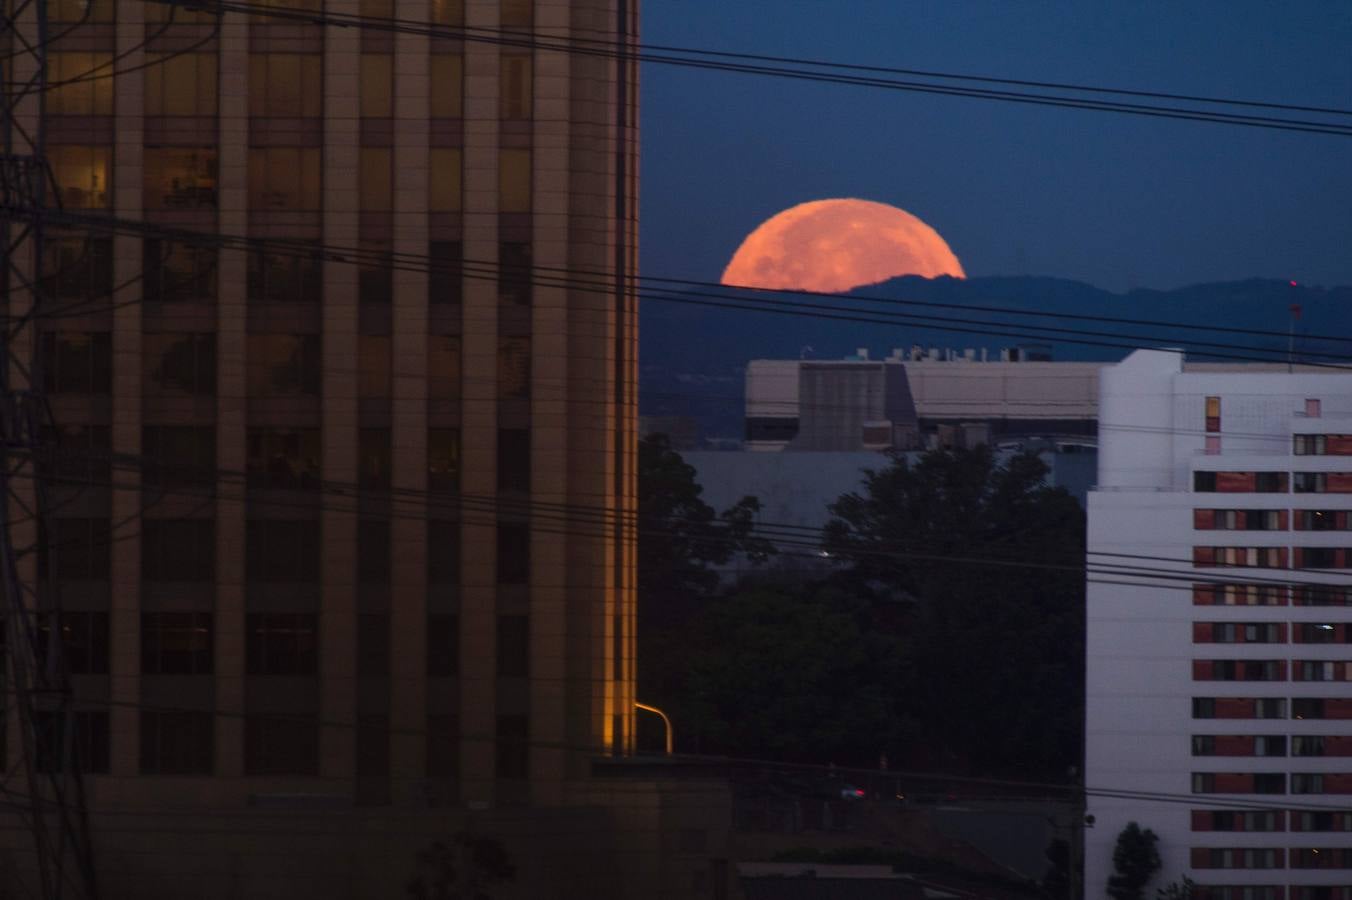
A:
640 1 1352 293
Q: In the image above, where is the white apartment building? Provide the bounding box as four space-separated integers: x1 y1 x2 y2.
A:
1086 349 1352 900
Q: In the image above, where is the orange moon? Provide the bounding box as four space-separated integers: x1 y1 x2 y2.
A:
721 198 965 292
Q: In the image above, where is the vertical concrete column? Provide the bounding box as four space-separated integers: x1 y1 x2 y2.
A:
458 0 500 805
563 0 619 765
388 0 431 799
214 12 250 779
528 0 571 803
321 0 361 782
109 0 147 777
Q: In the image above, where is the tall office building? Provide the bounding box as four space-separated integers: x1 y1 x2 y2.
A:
1087 349 1352 900
3 0 642 894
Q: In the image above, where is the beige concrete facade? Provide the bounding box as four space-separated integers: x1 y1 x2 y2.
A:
2 0 648 894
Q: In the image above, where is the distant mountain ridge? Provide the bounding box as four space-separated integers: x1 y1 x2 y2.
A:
640 275 1352 441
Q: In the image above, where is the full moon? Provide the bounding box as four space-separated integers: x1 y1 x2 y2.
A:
721 198 965 293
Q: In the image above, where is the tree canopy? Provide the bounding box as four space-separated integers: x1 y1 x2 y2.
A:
821 446 1086 776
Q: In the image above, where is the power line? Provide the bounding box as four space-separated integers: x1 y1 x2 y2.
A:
142 0 1352 139
14 208 1352 370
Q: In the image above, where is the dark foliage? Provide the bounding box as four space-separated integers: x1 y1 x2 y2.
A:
1107 822 1160 900
406 834 515 900
821 446 1086 776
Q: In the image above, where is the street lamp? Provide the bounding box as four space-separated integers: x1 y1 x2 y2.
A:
634 702 673 755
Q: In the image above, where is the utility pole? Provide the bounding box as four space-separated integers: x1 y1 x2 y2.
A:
0 0 101 895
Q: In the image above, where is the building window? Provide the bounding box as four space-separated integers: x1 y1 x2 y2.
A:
498 336 530 400
356 613 389 676
142 426 216 488
144 333 216 396
40 424 111 486
48 145 111 209
50 0 114 23
1293 811 1352 832
144 240 217 302
429 54 463 118
246 520 320 582
1298 547 1347 568
427 614 458 676
429 241 462 304
498 429 530 493
429 0 461 24
245 613 318 675
1298 663 1352 685
248 245 323 303
358 335 391 398
38 518 110 582
1295 585 1352 606
428 429 460 494
144 52 218 116
141 519 215 582
1297 510 1351 531
1306 398 1322 418
1194 659 1284 682
359 54 392 118
497 524 529 585
1192 810 1283 831
1292 774 1327 794
429 148 462 211
356 715 389 778
1192 583 1287 606
35 711 109 774
498 241 532 306
357 520 390 585
247 334 320 397
49 53 114 115
497 614 529 677
1292 736 1327 757
249 147 322 210
1194 622 1284 643
1296 472 1352 493
245 428 321 490
42 332 111 394
498 148 531 213
1194 509 1284 531
1294 434 1325 455
499 54 531 120
1204 436 1220 455
359 148 392 213
429 335 461 402
43 235 113 300
140 711 214 775
144 147 217 209
248 54 322 117
1192 697 1286 719
427 714 458 778
1290 848 1352 869
359 247 394 304
358 428 392 490
1205 396 1220 433
495 715 528 779
428 520 460 585
141 613 213 674
500 0 531 28
37 611 109 674
244 715 319 775
1296 623 1345 643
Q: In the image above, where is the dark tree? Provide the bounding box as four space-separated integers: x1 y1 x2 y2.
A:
637 432 774 728
1042 838 1071 900
1156 876 1194 900
406 834 515 900
822 446 1085 776
1107 822 1161 900
677 579 901 762
637 432 772 602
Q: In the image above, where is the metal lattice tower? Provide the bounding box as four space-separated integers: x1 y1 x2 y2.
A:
0 0 101 895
